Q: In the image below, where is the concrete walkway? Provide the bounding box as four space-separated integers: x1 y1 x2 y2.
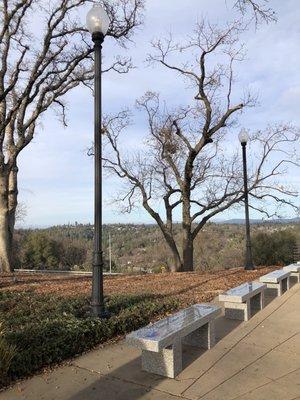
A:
1 282 300 400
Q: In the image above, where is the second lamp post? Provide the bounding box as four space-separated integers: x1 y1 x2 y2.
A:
86 3 110 318
239 130 254 271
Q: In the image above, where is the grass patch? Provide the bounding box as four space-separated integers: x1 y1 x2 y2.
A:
0 291 179 387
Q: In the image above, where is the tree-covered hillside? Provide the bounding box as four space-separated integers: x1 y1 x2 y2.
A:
13 222 300 272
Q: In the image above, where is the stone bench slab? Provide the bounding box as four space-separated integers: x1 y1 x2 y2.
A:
259 269 291 296
126 304 221 353
219 281 266 322
126 304 221 378
219 282 266 303
284 264 300 283
284 264 300 273
259 269 290 283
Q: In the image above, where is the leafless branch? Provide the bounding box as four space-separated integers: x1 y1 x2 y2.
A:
233 0 277 24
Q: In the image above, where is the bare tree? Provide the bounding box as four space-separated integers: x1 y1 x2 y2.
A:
102 20 299 272
233 0 277 24
0 0 144 272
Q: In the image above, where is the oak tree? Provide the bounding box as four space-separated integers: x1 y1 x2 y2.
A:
0 0 144 272
103 19 299 272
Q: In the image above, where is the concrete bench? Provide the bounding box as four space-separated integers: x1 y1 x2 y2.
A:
219 282 266 321
283 264 300 283
259 269 290 296
126 304 221 378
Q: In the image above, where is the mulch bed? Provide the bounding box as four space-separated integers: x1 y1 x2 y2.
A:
0 266 278 306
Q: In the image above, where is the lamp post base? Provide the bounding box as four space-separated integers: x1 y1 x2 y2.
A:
91 303 111 319
245 241 254 271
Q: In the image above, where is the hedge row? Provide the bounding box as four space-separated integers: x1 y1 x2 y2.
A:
252 230 297 266
0 291 179 385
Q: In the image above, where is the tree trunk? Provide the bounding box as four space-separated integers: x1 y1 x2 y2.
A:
168 243 183 272
0 207 14 273
182 186 194 271
163 234 182 272
0 166 17 273
182 227 194 271
8 164 18 225
0 174 11 273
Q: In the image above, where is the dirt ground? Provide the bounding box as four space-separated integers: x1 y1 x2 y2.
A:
0 266 278 306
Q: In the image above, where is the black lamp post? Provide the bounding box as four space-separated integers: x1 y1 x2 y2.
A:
238 129 254 271
86 3 110 317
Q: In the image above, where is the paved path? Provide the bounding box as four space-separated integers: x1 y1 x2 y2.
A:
1 282 299 400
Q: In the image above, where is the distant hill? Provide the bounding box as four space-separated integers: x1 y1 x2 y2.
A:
220 218 300 225
14 220 300 272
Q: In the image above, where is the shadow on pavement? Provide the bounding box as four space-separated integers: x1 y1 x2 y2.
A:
67 279 297 400
67 315 243 400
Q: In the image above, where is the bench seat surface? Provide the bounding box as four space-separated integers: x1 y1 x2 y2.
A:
259 269 290 283
219 282 266 303
126 304 221 352
283 264 300 273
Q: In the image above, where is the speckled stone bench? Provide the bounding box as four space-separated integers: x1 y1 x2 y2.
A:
126 304 221 378
219 282 266 322
283 264 300 283
259 269 291 296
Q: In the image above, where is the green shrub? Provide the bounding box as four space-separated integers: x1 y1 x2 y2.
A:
19 233 63 270
0 292 178 385
252 230 297 266
0 322 16 386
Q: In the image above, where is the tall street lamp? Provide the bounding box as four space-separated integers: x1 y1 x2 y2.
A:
86 3 110 317
238 129 254 271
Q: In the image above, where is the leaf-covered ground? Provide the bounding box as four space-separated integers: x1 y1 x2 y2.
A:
0 266 280 386
0 266 277 306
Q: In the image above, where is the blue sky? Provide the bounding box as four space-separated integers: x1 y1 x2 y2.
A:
17 0 300 227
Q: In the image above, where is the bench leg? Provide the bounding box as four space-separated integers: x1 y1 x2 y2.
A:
260 290 265 310
266 282 281 296
250 292 263 313
141 338 182 378
278 282 282 296
293 272 300 283
182 321 216 350
281 278 288 294
289 273 300 284
224 301 250 321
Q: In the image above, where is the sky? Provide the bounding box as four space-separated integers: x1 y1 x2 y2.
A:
17 0 300 228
